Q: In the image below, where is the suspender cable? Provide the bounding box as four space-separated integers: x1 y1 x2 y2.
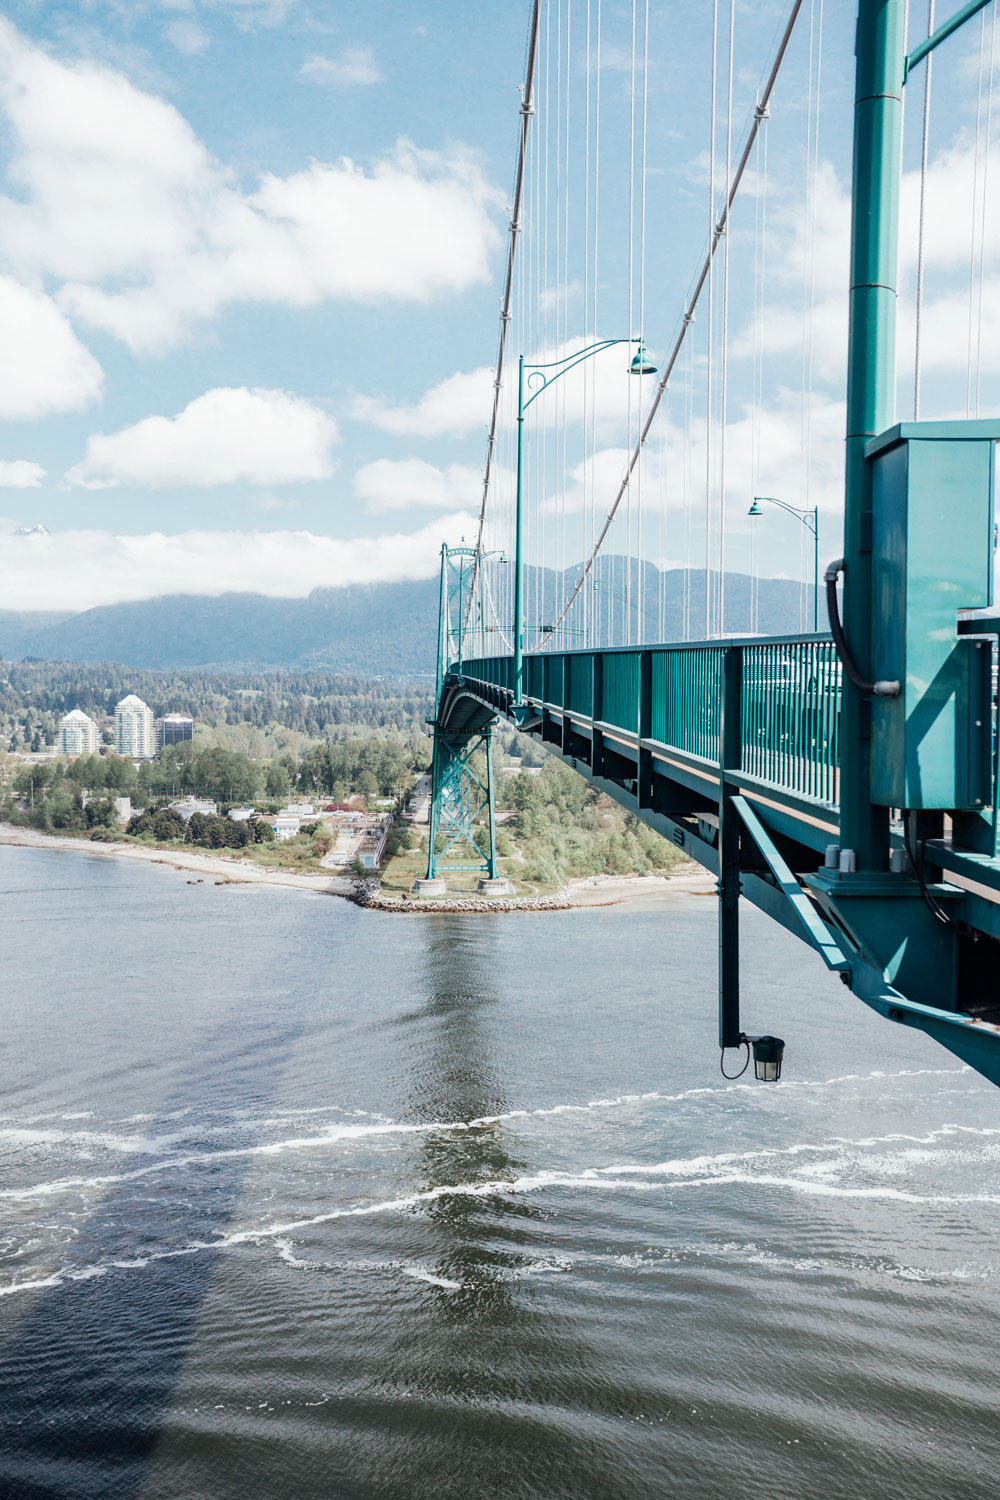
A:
542 0 806 646
465 0 540 633
705 0 718 640
967 10 986 416
975 1 997 415
637 0 650 643
914 0 934 418
719 0 736 637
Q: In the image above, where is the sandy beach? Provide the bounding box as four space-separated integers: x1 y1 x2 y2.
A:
0 824 715 908
0 824 353 896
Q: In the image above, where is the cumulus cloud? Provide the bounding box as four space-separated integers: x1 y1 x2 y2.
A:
0 20 500 353
0 459 45 487
67 387 338 489
354 458 482 513
0 514 475 612
352 366 494 437
0 276 103 418
300 48 381 87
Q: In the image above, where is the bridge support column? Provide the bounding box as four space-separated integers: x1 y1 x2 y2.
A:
421 720 509 894
718 646 743 1049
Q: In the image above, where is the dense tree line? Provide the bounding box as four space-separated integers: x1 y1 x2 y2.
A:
126 808 275 848
3 731 423 834
0 660 431 749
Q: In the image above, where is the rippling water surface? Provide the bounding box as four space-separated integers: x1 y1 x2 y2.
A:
1 845 999 1499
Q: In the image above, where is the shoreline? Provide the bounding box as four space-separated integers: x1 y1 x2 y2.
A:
0 824 353 896
0 825 716 909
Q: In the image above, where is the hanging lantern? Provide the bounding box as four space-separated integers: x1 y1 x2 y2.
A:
750 1035 785 1081
629 342 657 376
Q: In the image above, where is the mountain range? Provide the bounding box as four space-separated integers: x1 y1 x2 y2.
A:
0 563 824 676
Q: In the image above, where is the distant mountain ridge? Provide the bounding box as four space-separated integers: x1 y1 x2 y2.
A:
0 565 824 675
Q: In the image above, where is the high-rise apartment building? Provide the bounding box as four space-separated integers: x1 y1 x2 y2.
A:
115 694 154 758
154 714 194 750
59 708 99 758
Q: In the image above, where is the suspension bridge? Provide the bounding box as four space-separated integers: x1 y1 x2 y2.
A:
420 0 1000 1091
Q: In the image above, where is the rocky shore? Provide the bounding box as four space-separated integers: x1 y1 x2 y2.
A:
359 891 575 914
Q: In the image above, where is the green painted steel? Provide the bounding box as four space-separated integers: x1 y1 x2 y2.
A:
426 545 503 885
566 652 595 718
840 0 905 872
601 651 641 733
651 647 721 760
904 0 995 77
741 641 840 805
871 428 995 810
424 727 498 881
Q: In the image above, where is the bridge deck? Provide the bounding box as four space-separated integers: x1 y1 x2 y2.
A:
436 632 1000 1087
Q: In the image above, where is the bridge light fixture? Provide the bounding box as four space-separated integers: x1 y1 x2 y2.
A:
629 342 657 376
747 498 763 516
748 1034 785 1081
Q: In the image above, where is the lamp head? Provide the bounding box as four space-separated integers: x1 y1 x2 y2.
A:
749 1035 785 1081
629 342 657 376
748 499 763 517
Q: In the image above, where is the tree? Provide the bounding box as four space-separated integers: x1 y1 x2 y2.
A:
265 761 291 799
85 797 116 829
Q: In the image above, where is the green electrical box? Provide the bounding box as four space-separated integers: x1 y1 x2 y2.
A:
867 421 995 811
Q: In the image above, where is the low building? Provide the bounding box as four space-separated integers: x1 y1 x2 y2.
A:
285 802 314 818
273 813 302 841
228 807 256 823
155 714 194 750
115 695 154 758
169 796 218 821
59 708 99 758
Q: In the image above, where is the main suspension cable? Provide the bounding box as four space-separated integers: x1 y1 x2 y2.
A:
465 0 541 635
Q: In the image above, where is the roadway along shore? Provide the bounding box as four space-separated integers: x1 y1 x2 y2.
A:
0 825 715 908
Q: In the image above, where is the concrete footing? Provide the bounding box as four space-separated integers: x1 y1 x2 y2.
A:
412 877 447 897
476 877 515 896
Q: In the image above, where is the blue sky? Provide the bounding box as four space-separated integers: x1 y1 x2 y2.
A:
0 1 996 617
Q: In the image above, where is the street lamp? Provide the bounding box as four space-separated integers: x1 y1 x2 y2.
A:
513 339 656 706
748 495 820 633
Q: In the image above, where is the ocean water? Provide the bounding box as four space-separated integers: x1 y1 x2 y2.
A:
0 844 998 1499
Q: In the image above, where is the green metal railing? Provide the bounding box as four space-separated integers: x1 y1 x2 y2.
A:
651 647 722 761
457 634 842 809
741 641 841 805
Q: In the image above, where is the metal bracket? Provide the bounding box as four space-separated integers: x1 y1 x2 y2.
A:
731 796 849 971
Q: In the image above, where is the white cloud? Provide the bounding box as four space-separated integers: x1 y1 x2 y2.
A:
165 20 210 55
67 387 338 489
0 21 500 353
0 513 475 612
0 459 45 487
300 48 381 87
0 276 103 418
354 458 482 513
352 366 494 437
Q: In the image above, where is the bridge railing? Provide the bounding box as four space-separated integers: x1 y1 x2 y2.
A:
741 640 841 806
456 634 841 810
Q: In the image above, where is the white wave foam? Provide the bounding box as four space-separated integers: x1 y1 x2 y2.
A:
0 1069 985 1209
403 1267 462 1290
3 1151 995 1303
